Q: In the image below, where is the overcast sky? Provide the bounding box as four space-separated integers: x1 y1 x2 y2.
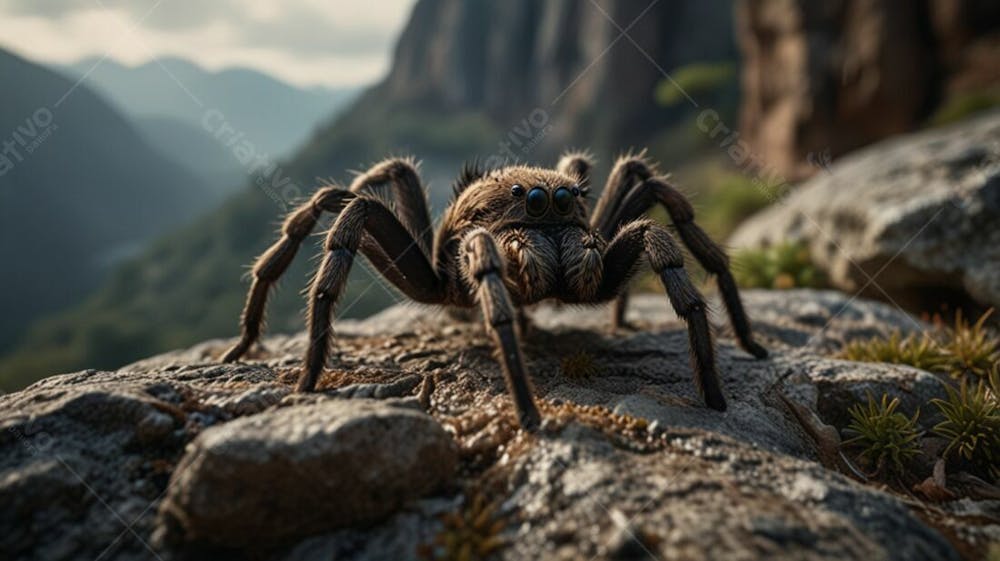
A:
0 0 416 88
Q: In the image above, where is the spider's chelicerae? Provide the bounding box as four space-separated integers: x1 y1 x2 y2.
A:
222 152 768 429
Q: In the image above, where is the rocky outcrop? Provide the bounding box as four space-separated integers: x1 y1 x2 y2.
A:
737 0 1000 180
376 0 736 154
1 290 995 560
730 110 1000 311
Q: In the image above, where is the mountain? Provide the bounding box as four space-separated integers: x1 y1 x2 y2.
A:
0 48 213 356
0 0 739 389
132 115 247 194
59 57 360 160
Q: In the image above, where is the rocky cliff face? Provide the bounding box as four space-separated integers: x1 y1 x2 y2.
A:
374 0 736 154
3 291 996 560
737 0 1000 180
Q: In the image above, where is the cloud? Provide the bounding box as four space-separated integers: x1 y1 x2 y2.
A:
0 0 414 87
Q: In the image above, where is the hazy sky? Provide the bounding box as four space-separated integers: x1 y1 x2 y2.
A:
0 0 416 88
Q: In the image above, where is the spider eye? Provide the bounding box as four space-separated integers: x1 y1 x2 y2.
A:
525 187 548 217
553 187 574 214
571 185 581 197
511 184 525 197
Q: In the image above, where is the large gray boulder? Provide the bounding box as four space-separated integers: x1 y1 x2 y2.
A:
1 291 994 560
730 111 1000 310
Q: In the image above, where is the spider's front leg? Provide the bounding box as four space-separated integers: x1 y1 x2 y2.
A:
460 228 541 430
298 197 445 391
598 219 726 411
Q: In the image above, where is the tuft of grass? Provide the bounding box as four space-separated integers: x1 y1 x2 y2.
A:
931 374 1000 480
560 351 599 380
423 493 506 561
732 242 827 290
943 310 998 380
840 332 952 373
843 393 922 476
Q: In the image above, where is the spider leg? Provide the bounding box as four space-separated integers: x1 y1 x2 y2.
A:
460 228 541 430
222 186 354 362
556 150 595 189
592 155 768 358
297 197 445 391
598 219 726 411
224 158 439 363
349 157 434 256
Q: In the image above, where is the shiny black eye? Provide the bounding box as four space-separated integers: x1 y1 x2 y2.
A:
571 185 581 197
525 187 548 216
511 184 525 197
553 187 574 214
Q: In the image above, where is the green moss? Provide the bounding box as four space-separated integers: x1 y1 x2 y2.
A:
655 62 735 107
732 242 826 290
844 393 922 476
927 89 1000 127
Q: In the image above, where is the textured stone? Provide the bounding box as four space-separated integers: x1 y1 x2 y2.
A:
1 291 992 560
730 111 1000 310
157 399 457 547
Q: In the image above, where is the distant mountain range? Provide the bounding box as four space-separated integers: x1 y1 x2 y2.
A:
0 48 211 354
58 57 359 167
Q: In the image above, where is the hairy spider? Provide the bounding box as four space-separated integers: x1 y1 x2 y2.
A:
222 152 768 429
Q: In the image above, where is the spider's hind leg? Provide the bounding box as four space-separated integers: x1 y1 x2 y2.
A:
592 154 767 358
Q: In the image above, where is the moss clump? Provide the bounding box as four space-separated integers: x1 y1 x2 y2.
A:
560 351 599 380
422 493 506 561
843 394 922 477
927 88 1000 127
655 62 735 107
732 242 826 290
840 332 951 373
931 371 1000 480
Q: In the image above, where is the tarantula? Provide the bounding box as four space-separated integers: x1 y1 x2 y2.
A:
222 152 768 429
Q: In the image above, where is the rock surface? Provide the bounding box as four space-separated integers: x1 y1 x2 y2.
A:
157 399 457 547
730 111 1000 311
1 290 995 560
737 0 1000 180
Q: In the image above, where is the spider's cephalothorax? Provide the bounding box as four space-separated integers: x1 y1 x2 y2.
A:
222 152 768 429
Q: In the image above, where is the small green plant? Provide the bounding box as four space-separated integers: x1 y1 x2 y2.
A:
839 332 951 373
843 393 922 476
732 242 826 290
931 376 1000 480
423 493 506 561
560 351 599 380
944 310 998 380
